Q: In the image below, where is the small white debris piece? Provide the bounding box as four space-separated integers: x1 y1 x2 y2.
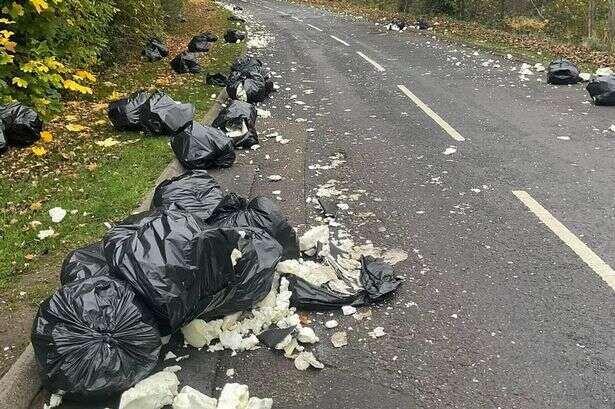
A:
275 135 290 144
557 136 570 141
337 203 349 211
368 327 386 339
442 146 457 155
325 320 339 329
37 228 55 240
267 175 282 182
534 63 545 72
299 225 329 255
48 207 67 223
231 248 242 267
164 365 182 373
451 314 458 319
247 397 273 409
119 371 179 409
181 319 223 348
164 351 177 361
175 354 189 362
596 67 614 76
294 352 324 371
172 386 217 409
331 331 348 348
226 368 235 377
217 383 249 409
297 327 319 344
257 109 271 118
506 54 513 60
272 190 281 195
161 335 171 345
250 144 260 151
236 83 247 101
43 393 63 409
609 124 615 133
579 72 592 82
342 305 357 316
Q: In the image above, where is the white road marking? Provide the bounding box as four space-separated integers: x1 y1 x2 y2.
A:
329 35 350 47
276 10 286 15
356 51 385 72
307 23 323 32
513 190 615 290
292 16 303 22
397 85 465 142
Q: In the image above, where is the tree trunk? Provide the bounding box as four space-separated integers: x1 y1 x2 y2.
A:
588 0 596 39
609 0 615 47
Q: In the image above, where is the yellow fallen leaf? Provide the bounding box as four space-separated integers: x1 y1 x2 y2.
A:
108 91 124 100
30 201 43 210
65 124 87 132
94 119 107 126
31 146 47 156
40 130 53 143
29 0 49 14
74 70 96 83
24 254 34 261
95 137 120 147
86 163 98 171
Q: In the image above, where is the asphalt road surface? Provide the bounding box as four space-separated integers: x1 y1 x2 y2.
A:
50 1 615 408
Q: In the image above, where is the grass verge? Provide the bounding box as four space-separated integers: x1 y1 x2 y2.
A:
0 0 244 374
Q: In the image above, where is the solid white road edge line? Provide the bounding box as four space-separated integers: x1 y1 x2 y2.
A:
307 23 323 32
513 190 615 290
329 35 350 46
356 51 385 72
397 84 465 142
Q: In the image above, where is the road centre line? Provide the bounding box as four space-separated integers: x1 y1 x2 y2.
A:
329 35 350 47
356 51 385 72
292 16 303 22
397 85 465 142
307 23 323 32
513 190 615 291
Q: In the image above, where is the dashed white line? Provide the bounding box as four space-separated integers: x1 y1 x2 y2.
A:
307 23 323 32
397 85 465 142
291 16 303 22
513 190 615 291
329 35 350 47
356 51 385 72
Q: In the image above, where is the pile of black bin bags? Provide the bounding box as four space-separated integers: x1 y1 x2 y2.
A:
31 169 300 399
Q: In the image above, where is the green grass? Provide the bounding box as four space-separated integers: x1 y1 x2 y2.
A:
0 0 244 301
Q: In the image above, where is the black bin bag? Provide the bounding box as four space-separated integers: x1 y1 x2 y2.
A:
587 75 615 106
151 170 225 218
171 52 201 74
31 276 162 399
103 210 282 334
188 33 212 52
107 90 151 132
227 70 269 103
211 100 258 148
547 58 581 85
143 37 169 62
0 121 6 154
139 91 195 136
224 29 246 43
0 103 43 147
60 242 110 285
206 193 299 260
171 122 236 169
206 72 228 87
284 256 402 310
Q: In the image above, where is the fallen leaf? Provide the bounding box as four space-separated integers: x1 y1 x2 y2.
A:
31 146 47 156
95 137 120 147
65 124 87 132
86 163 98 172
40 131 53 143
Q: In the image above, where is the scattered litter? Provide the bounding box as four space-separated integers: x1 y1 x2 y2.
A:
368 327 386 338
325 320 339 329
342 305 357 316
37 228 55 240
267 175 282 181
164 365 182 373
212 100 258 148
173 385 217 409
48 207 67 223
331 331 348 348
596 67 614 76
95 137 121 147
43 393 63 409
297 326 319 344
226 368 235 377
294 352 324 371
257 109 271 118
442 146 457 155
164 351 178 361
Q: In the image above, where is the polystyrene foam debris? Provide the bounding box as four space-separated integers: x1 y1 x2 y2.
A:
43 393 63 409
342 305 357 316
331 331 348 348
325 320 339 329
596 67 614 76
294 352 324 371
48 207 67 223
368 327 386 338
217 383 249 409
164 351 177 360
37 228 55 240
298 225 329 255
164 365 182 373
172 386 217 409
297 327 319 344
119 371 179 409
276 259 337 286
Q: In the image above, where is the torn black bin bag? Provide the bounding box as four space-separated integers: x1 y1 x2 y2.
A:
143 37 169 62
108 90 151 132
60 242 110 285
206 72 228 87
139 91 195 135
188 33 212 52
257 326 296 349
417 18 430 30
171 51 201 74
104 210 282 334
211 100 258 148
547 58 581 85
587 75 615 106
224 29 246 43
171 122 236 169
284 256 402 310
151 170 225 219
31 276 162 399
227 70 271 103
205 193 300 260
0 103 43 147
